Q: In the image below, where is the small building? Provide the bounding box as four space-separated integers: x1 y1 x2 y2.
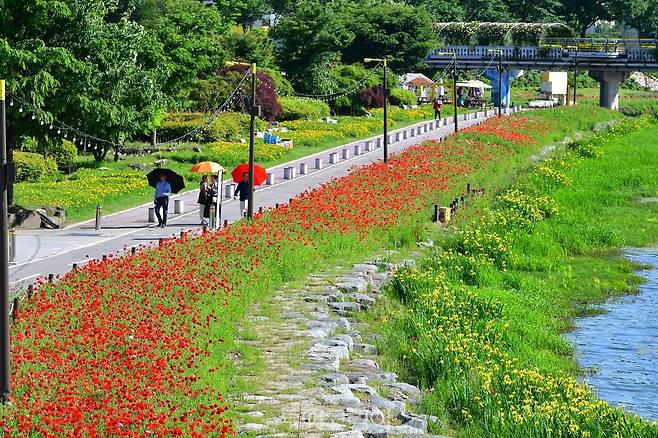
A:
399 73 435 100
541 71 568 105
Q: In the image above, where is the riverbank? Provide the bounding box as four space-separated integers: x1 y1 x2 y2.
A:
366 115 658 436
0 107 620 435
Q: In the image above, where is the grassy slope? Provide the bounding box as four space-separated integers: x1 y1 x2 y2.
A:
222 107 621 418
364 116 658 436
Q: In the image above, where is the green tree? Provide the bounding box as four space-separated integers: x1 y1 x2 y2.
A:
406 0 466 21
235 0 272 32
504 0 561 22
227 28 277 68
132 0 229 110
0 0 163 162
270 0 354 90
342 1 435 71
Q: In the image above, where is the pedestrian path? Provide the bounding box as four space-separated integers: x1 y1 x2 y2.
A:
10 108 517 287
232 254 449 437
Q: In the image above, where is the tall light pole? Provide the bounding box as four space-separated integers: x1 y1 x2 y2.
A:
226 62 258 219
247 63 257 219
364 58 389 162
0 79 11 403
572 44 579 105
435 52 458 132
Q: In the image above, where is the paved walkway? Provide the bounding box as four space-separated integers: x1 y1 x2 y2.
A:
233 257 449 437
10 109 513 287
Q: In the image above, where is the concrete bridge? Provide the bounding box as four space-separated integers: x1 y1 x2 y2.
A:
425 38 658 109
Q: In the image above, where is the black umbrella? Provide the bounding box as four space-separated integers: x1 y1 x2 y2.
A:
146 168 185 194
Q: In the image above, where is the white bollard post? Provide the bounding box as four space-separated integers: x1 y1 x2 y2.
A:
329 152 339 164
376 137 382 148
266 172 275 185
315 157 323 169
365 141 373 152
342 148 349 160
299 162 308 175
174 199 184 214
148 207 156 223
354 144 361 156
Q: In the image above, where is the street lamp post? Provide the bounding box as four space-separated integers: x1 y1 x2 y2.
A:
0 79 11 403
226 61 258 219
247 63 257 220
364 58 389 162
435 52 458 132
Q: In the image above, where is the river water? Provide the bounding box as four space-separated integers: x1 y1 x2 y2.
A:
569 249 658 421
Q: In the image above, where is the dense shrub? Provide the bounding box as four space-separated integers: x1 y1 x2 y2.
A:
219 65 282 120
358 85 386 108
158 112 266 142
14 151 59 183
53 141 78 170
278 97 330 121
389 88 418 107
261 68 294 97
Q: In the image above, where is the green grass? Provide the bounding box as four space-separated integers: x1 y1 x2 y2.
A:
366 115 658 436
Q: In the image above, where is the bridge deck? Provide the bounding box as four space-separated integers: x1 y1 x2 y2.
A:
426 45 658 72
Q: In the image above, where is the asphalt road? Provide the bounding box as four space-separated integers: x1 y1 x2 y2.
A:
10 109 511 290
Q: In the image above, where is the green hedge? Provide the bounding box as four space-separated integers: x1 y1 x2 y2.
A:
278 97 330 121
54 141 78 170
14 152 59 183
158 112 267 142
389 88 418 107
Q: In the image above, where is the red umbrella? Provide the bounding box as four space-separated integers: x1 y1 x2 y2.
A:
231 163 268 186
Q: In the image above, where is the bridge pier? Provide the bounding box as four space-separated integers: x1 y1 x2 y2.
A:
589 71 631 110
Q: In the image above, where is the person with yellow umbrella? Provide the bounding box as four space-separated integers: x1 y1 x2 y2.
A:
190 161 224 228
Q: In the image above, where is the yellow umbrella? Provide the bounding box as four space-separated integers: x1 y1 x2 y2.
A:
190 161 225 228
190 161 224 174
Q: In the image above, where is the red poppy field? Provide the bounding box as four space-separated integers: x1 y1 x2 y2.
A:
1 107 617 436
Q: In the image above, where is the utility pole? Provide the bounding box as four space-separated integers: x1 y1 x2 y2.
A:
572 45 579 105
247 63 257 219
452 57 458 132
436 52 458 132
364 58 389 162
498 53 503 116
0 79 12 404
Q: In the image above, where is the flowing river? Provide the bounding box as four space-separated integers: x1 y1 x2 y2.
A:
569 249 658 421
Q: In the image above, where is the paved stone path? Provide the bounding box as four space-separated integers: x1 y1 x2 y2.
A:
233 258 449 438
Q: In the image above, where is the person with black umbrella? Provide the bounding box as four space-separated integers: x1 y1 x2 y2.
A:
154 173 172 228
146 168 185 228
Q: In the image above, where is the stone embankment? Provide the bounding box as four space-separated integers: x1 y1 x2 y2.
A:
234 259 450 438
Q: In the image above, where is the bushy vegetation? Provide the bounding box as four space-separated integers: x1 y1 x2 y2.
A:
278 97 331 121
389 88 419 107
374 115 658 436
14 151 59 183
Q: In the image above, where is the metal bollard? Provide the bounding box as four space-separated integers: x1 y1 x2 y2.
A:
354 144 361 156
315 158 323 169
8 229 15 264
12 297 19 321
266 172 275 185
148 207 156 223
299 162 308 175
342 148 349 160
95 205 102 230
209 205 216 229
329 152 338 164
174 199 184 214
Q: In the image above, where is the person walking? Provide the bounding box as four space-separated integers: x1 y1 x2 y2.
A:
154 173 172 228
433 98 442 120
233 172 251 217
197 175 210 225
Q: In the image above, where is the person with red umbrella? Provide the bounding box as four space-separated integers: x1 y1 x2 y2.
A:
233 172 251 217
231 163 267 218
